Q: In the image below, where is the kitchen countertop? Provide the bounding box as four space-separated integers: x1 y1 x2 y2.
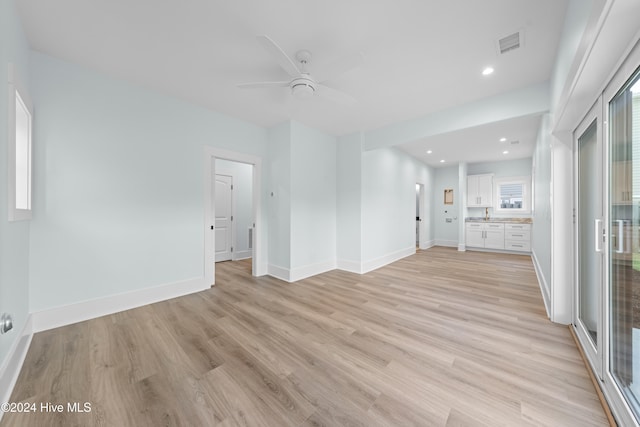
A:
465 217 532 224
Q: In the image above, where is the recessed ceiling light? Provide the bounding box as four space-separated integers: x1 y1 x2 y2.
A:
482 67 494 76
503 150 509 154
440 160 445 163
427 150 433 154
500 137 507 142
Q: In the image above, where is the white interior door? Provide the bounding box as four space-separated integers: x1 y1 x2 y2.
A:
215 174 233 262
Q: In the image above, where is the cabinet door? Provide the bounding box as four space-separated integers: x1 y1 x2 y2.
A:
477 175 493 207
467 175 479 206
466 227 484 247
484 229 505 249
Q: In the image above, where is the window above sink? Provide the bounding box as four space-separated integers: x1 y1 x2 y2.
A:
495 176 531 214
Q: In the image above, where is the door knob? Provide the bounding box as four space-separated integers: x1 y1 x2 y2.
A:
0 313 13 334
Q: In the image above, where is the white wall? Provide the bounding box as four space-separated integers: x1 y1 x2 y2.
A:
433 166 460 247
467 157 533 177
266 122 291 271
266 120 338 281
531 114 552 311
360 147 434 269
215 159 253 259
336 132 363 270
550 0 597 108
289 121 337 276
28 52 269 313
0 0 32 399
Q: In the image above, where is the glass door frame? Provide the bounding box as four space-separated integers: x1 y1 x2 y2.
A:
599 38 640 427
573 98 604 379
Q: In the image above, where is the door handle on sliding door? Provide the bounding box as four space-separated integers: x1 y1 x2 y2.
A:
616 220 624 253
595 219 602 252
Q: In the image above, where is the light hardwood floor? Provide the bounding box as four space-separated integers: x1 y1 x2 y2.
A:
1 247 608 426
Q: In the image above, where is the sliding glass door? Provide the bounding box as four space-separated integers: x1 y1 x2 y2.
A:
574 104 603 377
573 44 640 426
608 67 640 422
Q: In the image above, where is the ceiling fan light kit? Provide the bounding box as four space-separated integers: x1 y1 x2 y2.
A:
291 77 315 98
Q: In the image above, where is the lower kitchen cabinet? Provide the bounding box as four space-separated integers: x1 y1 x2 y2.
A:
466 223 505 250
466 221 531 252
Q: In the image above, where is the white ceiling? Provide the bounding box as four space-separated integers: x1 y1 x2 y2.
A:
397 115 542 168
16 0 569 164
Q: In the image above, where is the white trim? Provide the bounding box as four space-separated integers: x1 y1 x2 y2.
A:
30 277 208 333
337 259 363 274
419 239 435 250
289 260 337 282
7 63 33 222
457 243 466 252
361 246 415 274
494 175 532 214
434 239 458 248
267 264 290 282
0 315 33 419
233 250 252 261
531 249 551 319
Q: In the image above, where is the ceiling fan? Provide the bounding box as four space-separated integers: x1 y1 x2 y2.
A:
237 35 363 104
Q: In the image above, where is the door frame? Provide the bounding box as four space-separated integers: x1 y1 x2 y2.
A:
598 38 640 427
204 147 264 285
572 97 604 379
416 183 425 249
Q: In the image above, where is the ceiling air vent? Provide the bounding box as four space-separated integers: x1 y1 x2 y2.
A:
510 140 520 145
498 32 521 54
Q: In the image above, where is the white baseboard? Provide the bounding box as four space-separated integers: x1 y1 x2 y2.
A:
361 246 415 274
337 259 363 274
434 239 458 248
31 277 209 333
269 260 338 282
289 260 337 282
419 240 435 250
267 264 290 282
531 249 551 319
0 315 33 420
458 243 466 251
233 250 252 261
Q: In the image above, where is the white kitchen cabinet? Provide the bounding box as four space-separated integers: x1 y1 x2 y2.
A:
465 222 504 249
504 223 531 252
466 223 485 247
466 221 532 252
467 174 494 207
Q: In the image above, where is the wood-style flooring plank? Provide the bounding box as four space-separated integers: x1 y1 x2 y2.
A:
1 247 609 426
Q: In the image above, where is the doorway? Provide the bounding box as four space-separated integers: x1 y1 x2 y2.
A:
204 147 264 285
416 183 425 249
214 158 255 265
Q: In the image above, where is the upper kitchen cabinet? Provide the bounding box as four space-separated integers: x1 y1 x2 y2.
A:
467 174 493 207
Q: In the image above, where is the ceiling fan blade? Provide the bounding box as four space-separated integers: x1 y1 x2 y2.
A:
315 84 357 105
314 52 364 83
257 35 300 78
237 81 290 89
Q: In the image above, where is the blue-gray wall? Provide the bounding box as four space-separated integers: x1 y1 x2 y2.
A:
0 0 31 383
